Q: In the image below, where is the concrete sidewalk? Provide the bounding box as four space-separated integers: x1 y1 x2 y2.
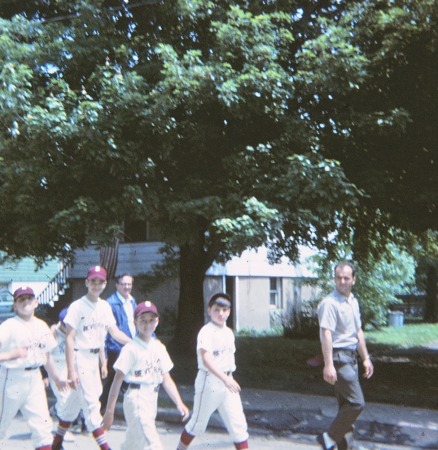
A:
151 386 438 449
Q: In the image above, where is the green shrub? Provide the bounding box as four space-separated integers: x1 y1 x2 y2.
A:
281 300 320 339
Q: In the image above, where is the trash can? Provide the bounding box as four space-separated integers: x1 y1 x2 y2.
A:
388 311 404 327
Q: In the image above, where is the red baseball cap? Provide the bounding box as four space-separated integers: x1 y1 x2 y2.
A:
87 265 107 280
13 287 36 301
134 301 159 318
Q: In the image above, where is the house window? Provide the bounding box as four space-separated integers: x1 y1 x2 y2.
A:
269 277 282 309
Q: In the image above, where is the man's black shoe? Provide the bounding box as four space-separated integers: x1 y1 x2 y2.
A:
317 433 337 450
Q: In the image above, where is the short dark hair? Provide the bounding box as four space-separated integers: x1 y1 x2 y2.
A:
116 273 134 283
334 261 356 277
208 292 232 308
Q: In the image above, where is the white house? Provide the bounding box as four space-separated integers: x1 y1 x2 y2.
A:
66 243 319 332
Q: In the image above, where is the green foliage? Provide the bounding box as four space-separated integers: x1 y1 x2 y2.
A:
0 1 361 264
281 299 320 339
296 0 438 235
236 326 283 338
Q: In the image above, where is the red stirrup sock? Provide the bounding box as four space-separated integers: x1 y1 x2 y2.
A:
52 420 71 450
92 426 111 450
235 439 249 449
176 429 195 449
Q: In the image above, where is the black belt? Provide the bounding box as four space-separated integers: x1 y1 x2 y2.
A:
333 348 358 365
125 383 140 390
25 366 41 371
75 348 100 354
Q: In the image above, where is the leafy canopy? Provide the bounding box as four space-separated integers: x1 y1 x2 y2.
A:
0 0 361 267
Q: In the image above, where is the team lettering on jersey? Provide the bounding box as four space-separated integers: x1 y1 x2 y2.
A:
134 357 162 378
26 337 50 354
213 348 228 358
58 340 65 355
82 322 106 332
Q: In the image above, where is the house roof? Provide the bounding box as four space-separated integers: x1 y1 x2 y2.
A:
69 243 318 279
206 246 317 278
0 257 59 283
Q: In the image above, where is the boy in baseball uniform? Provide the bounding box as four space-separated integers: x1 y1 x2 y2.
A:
48 307 107 442
52 265 131 450
103 300 189 450
176 293 249 450
0 287 68 450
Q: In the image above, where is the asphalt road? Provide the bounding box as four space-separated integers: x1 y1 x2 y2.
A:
1 413 321 450
0 413 421 450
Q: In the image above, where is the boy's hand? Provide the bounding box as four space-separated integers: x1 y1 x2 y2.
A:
68 369 80 389
224 377 241 393
55 378 71 392
102 410 114 430
10 347 28 360
101 365 108 379
177 403 190 421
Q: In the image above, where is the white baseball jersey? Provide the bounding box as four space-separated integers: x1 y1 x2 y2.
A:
197 321 236 373
0 315 56 368
115 336 174 450
64 295 116 349
0 315 57 448
115 335 173 384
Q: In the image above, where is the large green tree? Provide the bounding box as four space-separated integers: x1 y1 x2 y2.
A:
0 0 360 349
296 0 438 316
0 0 436 347
297 0 437 236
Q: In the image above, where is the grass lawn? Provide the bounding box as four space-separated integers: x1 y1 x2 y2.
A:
366 322 438 347
168 323 438 410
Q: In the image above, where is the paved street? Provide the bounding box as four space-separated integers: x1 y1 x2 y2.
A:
1 385 436 449
1 414 319 449
0 413 421 450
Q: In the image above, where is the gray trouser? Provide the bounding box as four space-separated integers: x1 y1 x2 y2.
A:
328 349 365 443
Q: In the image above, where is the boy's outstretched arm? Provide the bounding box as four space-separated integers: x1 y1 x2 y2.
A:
65 324 79 388
108 325 131 345
102 369 124 430
99 347 108 379
0 347 27 362
44 353 70 391
162 372 190 421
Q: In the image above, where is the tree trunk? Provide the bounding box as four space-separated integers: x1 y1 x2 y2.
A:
424 264 438 323
170 242 211 354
